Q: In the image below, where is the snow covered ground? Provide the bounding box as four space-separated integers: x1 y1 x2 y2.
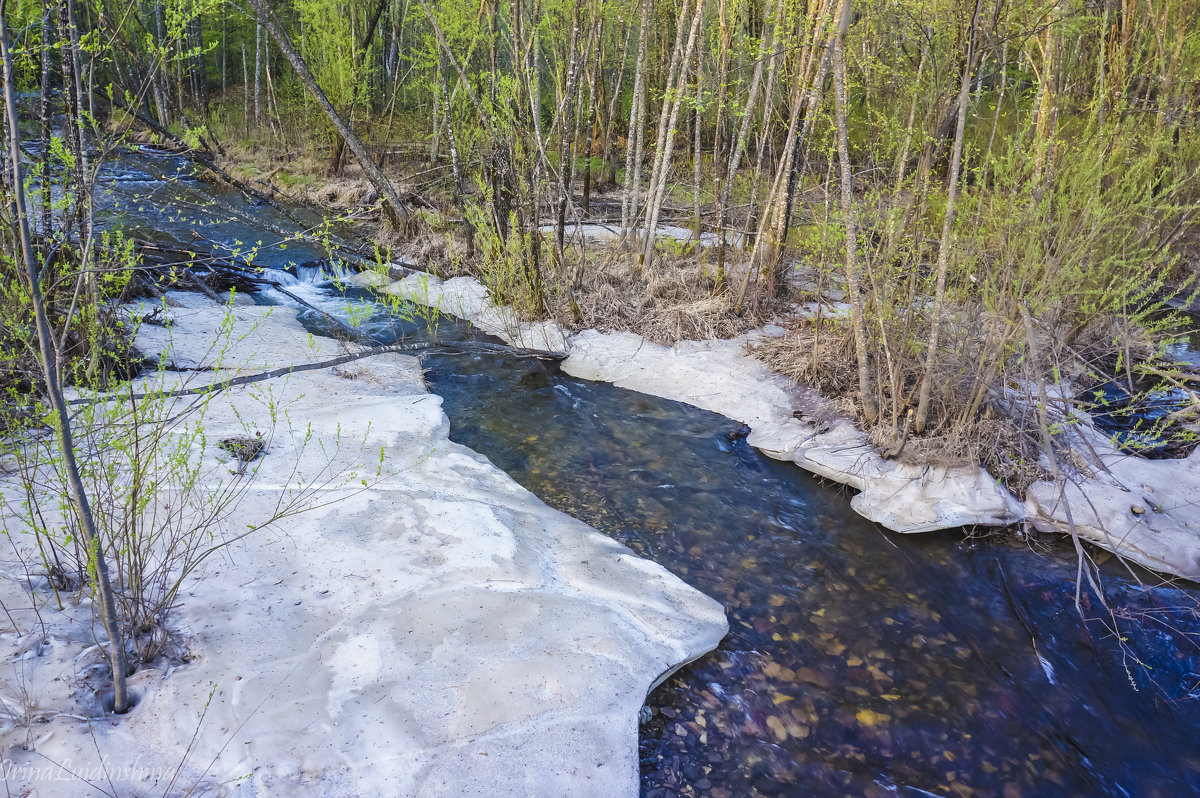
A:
0 291 727 796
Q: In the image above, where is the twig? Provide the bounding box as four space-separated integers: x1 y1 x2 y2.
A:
66 340 563 405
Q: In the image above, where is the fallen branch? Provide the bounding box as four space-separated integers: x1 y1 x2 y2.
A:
67 340 563 405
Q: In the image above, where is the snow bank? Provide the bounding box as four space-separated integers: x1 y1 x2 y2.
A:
400 273 1200 581
0 291 727 796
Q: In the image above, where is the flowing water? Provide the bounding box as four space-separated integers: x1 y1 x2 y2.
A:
100 149 1200 797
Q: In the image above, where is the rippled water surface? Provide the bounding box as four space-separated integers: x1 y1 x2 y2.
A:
421 350 1200 798
104 150 1200 797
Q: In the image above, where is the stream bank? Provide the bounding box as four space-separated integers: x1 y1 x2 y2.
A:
275 272 1200 796
375 272 1200 582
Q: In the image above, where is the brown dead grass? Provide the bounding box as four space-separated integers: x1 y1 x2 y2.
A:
559 246 792 344
753 314 1051 494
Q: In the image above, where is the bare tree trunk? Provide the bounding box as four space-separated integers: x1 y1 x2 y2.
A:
600 12 633 187
780 0 835 244
254 22 262 128
59 0 85 233
712 0 731 288
242 42 249 138
191 16 208 118
637 0 693 260
640 0 704 270
264 49 282 138
831 0 878 424
430 58 441 164
248 0 409 225
750 0 837 296
555 0 586 257
692 61 702 246
39 1 53 237
1033 1 1061 183
716 9 773 276
913 0 980 434
438 55 464 203
1 5 129 714
150 0 170 126
582 1 603 216
742 0 785 252
620 0 651 241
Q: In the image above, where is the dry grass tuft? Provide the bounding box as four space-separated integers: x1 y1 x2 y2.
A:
752 313 1051 493
561 246 791 344
753 313 858 397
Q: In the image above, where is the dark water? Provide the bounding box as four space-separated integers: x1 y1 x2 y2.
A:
1079 311 1200 458
102 151 1200 797
422 352 1200 798
1080 380 1198 458
90 145 347 270
1165 314 1200 370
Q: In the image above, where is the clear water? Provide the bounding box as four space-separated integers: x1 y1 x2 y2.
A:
103 151 1200 797
422 350 1200 798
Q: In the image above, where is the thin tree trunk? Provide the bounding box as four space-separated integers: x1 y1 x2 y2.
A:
637 0 692 260
780 0 835 242
913 0 981 433
151 0 170 125
831 0 878 424
264 48 281 138
640 0 704 269
600 12 633 187
621 0 651 241
1 5 129 714
59 0 85 233
438 54 464 204
692 62 702 246
242 42 249 138
555 0 586 257
716 10 773 274
1033 1 1061 183
582 1 603 216
192 17 208 118
39 2 53 237
254 23 262 128
712 0 731 288
430 58 441 164
743 0 785 252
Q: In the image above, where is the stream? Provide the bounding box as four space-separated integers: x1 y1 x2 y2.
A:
98 147 1200 797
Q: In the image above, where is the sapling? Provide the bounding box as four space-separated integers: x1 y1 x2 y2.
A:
1 2 130 713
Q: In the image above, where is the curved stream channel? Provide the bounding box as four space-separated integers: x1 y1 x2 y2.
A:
101 148 1200 796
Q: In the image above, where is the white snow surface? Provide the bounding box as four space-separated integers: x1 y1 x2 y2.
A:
0 291 727 796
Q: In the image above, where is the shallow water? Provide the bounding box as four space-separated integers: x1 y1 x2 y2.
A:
102 152 1200 796
422 349 1200 798
291 294 1200 796
91 145 350 270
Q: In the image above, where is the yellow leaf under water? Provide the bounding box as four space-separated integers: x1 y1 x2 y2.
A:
856 709 890 727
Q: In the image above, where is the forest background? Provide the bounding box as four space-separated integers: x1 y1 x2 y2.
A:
4 0 1199 469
